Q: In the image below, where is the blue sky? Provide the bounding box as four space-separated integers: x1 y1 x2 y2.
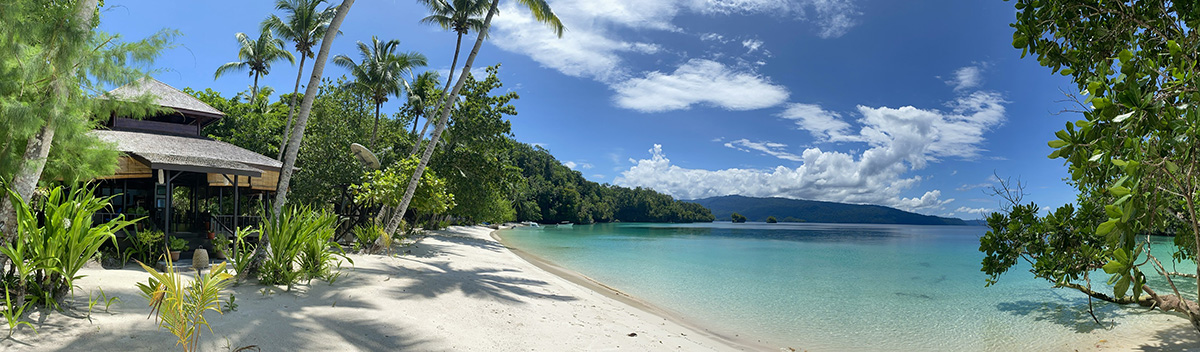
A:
98 0 1079 218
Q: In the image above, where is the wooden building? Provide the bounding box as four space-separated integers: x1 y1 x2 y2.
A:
90 78 280 243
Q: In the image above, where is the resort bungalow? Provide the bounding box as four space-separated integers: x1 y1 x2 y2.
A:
89 78 279 250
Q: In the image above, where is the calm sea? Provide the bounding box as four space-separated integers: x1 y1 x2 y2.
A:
499 222 1193 351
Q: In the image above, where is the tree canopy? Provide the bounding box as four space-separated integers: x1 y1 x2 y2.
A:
983 0 1200 333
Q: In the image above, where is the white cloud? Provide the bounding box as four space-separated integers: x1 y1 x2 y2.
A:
947 65 984 91
699 33 727 42
956 175 1000 191
612 59 789 112
564 161 594 170
742 39 764 53
616 91 1007 212
489 0 860 106
779 103 855 142
955 206 992 217
724 139 803 161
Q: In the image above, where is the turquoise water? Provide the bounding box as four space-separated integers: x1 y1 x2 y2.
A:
499 222 1194 351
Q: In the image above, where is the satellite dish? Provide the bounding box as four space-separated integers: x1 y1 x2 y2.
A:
350 143 381 170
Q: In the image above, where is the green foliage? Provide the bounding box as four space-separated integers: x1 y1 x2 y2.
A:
130 229 164 263
766 216 777 223
213 30 294 102
332 36 427 147
731 213 747 223
989 0 1200 323
430 65 520 224
0 1 177 185
136 259 234 352
1 290 34 337
353 156 455 215
189 87 288 157
259 206 345 288
506 141 714 224
218 227 258 284
1 185 134 307
351 223 389 253
167 237 189 252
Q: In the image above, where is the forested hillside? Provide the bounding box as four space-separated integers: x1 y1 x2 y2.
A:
693 195 965 225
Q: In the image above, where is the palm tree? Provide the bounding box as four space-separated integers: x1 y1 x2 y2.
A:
406 70 441 151
262 0 338 161
332 37 427 148
270 0 354 264
214 30 295 105
412 0 488 146
384 0 563 235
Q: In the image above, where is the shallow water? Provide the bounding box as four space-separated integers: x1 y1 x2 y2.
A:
499 222 1196 351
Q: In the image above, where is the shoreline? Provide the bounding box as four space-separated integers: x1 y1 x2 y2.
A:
490 228 776 351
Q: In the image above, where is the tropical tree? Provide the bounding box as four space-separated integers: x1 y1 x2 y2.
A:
262 0 337 160
982 0 1200 334
213 29 294 105
406 70 441 137
332 37 427 148
0 1 173 248
272 0 353 218
411 0 489 150
384 0 564 235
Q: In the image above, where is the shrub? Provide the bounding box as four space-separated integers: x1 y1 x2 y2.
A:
130 229 164 263
259 206 348 288
1 186 135 309
351 223 391 253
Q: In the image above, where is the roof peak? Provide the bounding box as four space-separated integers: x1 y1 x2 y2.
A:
107 77 225 119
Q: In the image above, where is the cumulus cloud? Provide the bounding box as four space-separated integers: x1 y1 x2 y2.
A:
613 59 789 112
616 91 1007 212
955 206 992 217
724 139 803 161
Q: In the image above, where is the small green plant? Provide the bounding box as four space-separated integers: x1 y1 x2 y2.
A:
136 258 234 352
1 290 35 337
168 237 189 252
131 229 165 263
222 294 237 313
351 223 391 253
225 227 257 284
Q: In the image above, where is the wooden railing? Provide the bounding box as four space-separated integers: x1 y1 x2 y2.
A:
211 214 262 234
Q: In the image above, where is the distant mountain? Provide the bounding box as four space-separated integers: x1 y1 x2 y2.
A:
963 219 988 226
690 195 967 226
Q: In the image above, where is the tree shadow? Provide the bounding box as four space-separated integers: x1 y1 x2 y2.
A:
391 260 577 303
995 299 1123 333
1135 323 1200 351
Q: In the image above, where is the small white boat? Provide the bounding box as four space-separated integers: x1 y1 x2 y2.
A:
521 221 540 227
558 221 573 228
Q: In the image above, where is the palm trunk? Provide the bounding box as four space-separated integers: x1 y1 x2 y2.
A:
251 72 260 105
410 31 463 157
411 113 420 136
370 102 381 149
386 0 498 235
277 55 308 160
262 0 354 272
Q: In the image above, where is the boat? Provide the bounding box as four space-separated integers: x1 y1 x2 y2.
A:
558 221 573 228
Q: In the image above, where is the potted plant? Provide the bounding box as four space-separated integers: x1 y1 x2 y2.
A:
167 237 189 261
212 235 230 259
129 206 149 230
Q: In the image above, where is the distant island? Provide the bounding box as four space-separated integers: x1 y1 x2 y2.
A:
691 195 968 225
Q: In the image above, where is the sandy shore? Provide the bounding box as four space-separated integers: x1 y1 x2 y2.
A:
3 225 1199 351
0 226 743 351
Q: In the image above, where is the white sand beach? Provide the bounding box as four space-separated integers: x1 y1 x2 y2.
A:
2 225 1198 352
0 226 744 351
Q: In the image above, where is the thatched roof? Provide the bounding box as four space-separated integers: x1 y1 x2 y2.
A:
107 77 225 120
93 130 280 177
